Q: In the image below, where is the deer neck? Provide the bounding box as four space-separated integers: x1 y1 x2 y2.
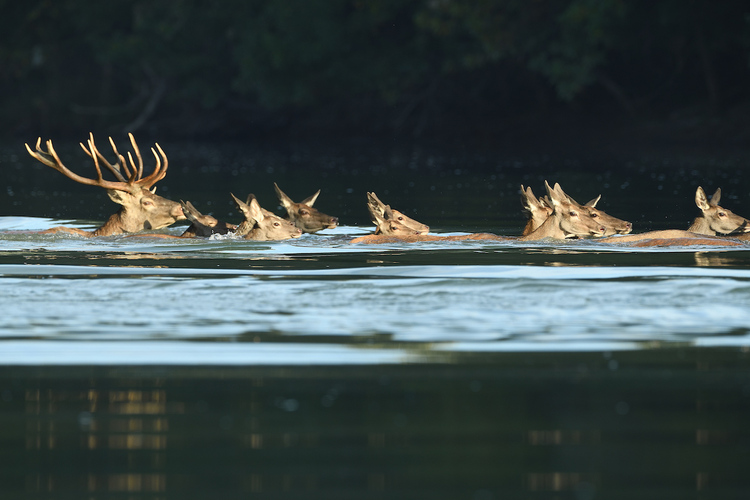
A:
521 217 542 237
234 221 255 237
686 216 712 235
521 214 568 240
241 227 269 241
92 212 128 236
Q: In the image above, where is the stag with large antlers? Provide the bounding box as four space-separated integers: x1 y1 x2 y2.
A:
24 133 185 236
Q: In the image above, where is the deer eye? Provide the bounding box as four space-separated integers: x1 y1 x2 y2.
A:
569 210 578 217
719 212 727 217
273 222 280 227
397 216 404 221
142 200 154 207
300 210 309 215
590 212 598 218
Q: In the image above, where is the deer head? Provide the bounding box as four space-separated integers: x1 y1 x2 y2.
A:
521 185 631 237
179 201 236 238
370 204 426 236
231 193 303 241
688 187 750 235
366 192 429 235
520 182 606 240
575 193 632 236
273 183 338 233
25 133 185 236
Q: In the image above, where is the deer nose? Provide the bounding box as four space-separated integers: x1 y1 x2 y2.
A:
173 205 186 219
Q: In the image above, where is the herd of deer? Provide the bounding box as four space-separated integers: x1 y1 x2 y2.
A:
21 133 750 247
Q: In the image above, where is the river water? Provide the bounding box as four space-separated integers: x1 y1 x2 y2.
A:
1 141 750 499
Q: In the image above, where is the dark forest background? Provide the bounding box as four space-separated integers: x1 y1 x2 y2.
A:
3 0 750 153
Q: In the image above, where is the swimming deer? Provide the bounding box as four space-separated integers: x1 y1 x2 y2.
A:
25 133 185 236
520 182 607 240
274 183 338 233
368 204 426 237
597 186 750 246
231 193 303 240
179 201 236 237
687 187 750 235
351 192 501 244
520 185 631 236
366 192 430 235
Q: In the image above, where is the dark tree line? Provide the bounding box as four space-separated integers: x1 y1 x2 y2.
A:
2 0 750 142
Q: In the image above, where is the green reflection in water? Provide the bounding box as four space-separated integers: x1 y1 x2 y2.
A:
1 348 749 499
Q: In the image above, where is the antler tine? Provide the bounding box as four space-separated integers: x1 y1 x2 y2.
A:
126 152 139 183
127 132 144 181
134 143 168 189
25 136 127 191
107 136 133 180
81 133 128 183
85 138 106 183
25 138 56 169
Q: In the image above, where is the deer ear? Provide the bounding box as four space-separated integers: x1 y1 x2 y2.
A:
274 183 294 209
367 192 385 209
709 188 721 206
585 195 601 207
106 189 130 206
230 193 253 219
695 187 711 210
520 185 542 211
248 197 265 223
383 205 396 220
545 181 565 208
372 207 388 228
180 200 202 222
301 189 321 206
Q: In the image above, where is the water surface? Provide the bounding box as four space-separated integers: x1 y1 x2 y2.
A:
2 142 750 498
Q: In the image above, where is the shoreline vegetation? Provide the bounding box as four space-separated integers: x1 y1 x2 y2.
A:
3 0 750 162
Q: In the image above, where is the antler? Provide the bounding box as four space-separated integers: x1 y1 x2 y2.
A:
25 133 169 191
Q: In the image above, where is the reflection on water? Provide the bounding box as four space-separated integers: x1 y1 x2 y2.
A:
693 251 742 267
4 351 750 499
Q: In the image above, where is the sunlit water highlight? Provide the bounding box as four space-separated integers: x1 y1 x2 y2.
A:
3 216 750 364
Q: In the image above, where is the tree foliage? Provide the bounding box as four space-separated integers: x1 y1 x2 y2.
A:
2 0 750 139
